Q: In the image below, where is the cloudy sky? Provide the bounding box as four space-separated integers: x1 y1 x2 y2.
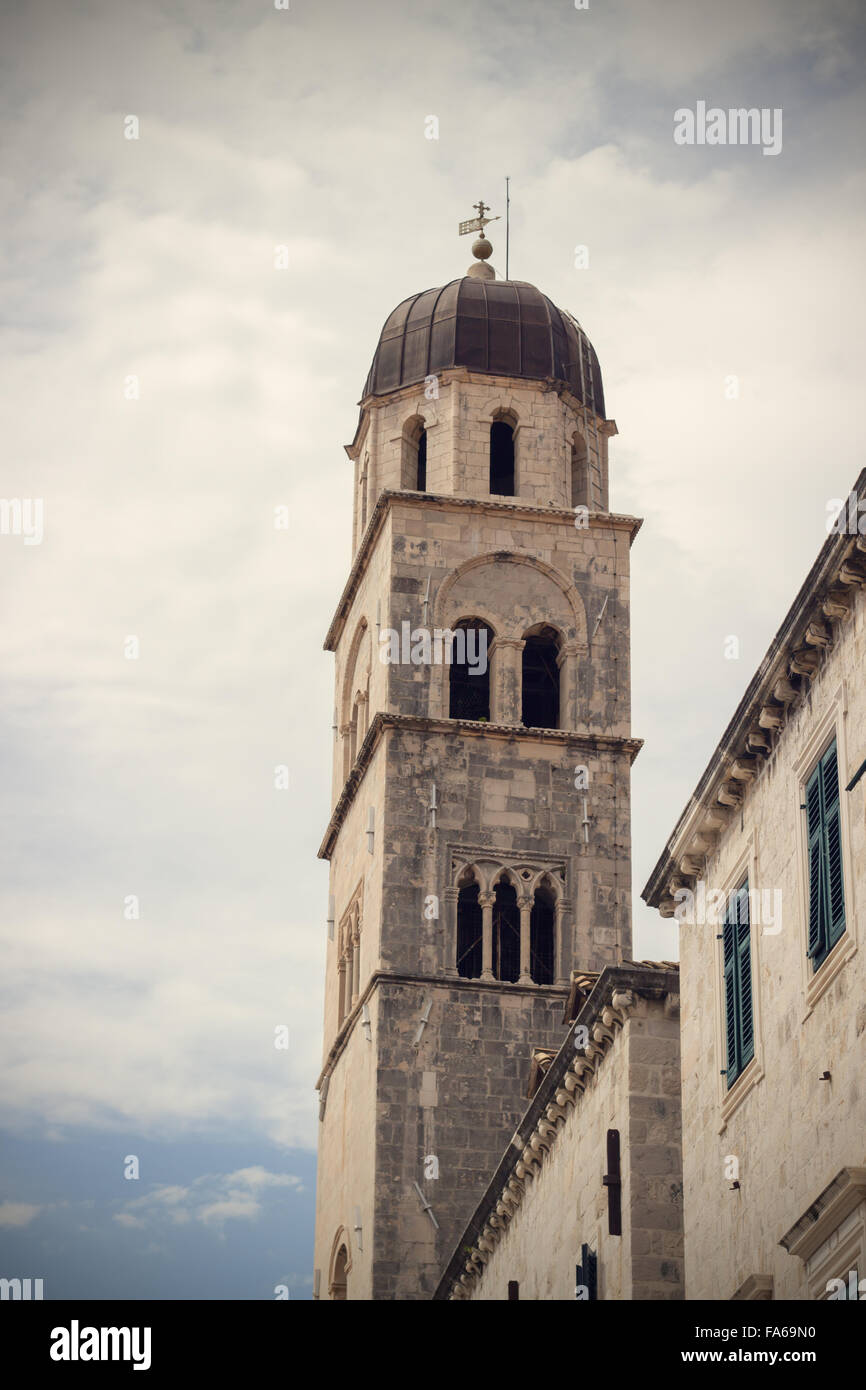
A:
1 0 864 1299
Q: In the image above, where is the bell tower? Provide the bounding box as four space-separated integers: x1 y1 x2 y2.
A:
313 215 642 1300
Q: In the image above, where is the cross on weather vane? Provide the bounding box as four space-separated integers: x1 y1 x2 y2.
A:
458 199 501 237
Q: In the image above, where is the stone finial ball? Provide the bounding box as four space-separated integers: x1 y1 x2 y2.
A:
472 235 493 261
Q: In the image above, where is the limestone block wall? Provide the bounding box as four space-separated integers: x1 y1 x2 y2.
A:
328 494 633 811
387 495 634 740
351 368 609 551
459 986 683 1301
679 581 866 1299
330 490 637 808
381 723 634 977
330 510 394 805
371 976 568 1300
313 988 380 1301
321 739 387 1051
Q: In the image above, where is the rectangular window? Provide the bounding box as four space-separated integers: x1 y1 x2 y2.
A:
723 880 754 1087
806 739 846 970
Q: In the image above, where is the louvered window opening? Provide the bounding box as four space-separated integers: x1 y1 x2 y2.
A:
806 739 846 970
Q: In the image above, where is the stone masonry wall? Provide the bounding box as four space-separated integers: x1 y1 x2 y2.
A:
382 723 633 978
387 496 632 740
313 990 380 1301
354 369 609 548
372 976 568 1300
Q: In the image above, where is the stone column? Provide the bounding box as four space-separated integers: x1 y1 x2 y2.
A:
557 641 582 732
555 899 570 985
443 886 459 977
490 638 525 725
479 892 495 982
518 895 532 984
450 386 462 494
355 692 368 743
337 957 347 1024
351 905 361 1004
351 929 360 1004
363 449 374 527
339 723 353 780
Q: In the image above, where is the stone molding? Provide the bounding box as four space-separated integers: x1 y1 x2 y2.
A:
731 1273 774 1301
433 550 589 651
780 1166 866 1263
324 488 642 653
450 844 567 898
318 711 643 860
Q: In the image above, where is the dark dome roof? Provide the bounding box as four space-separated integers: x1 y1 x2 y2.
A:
362 277 605 416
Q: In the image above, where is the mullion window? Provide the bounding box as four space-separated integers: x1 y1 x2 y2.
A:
723 881 753 1086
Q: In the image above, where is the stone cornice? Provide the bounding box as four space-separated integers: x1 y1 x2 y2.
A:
780 1166 866 1262
431 962 680 1301
323 489 642 653
318 711 643 860
642 468 866 915
731 1273 774 1301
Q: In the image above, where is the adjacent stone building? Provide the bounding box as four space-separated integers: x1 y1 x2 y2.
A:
434 962 683 1301
313 227 643 1299
643 470 866 1300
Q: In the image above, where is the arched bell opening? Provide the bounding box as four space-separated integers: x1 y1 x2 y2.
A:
489 415 516 497
456 880 483 979
331 1243 349 1300
530 884 556 985
521 625 561 730
401 416 428 492
492 879 520 983
448 619 493 721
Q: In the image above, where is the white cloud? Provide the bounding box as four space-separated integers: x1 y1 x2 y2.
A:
1 0 864 1140
0 1201 42 1228
113 1212 147 1230
113 1168 303 1232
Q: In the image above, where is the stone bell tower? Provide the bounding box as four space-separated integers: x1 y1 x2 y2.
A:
313 210 641 1301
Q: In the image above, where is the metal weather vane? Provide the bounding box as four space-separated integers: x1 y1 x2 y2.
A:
458 199 501 236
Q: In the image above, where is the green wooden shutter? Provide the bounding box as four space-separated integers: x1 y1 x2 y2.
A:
736 886 754 1069
805 761 825 963
806 741 846 969
723 902 737 1081
821 743 846 950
